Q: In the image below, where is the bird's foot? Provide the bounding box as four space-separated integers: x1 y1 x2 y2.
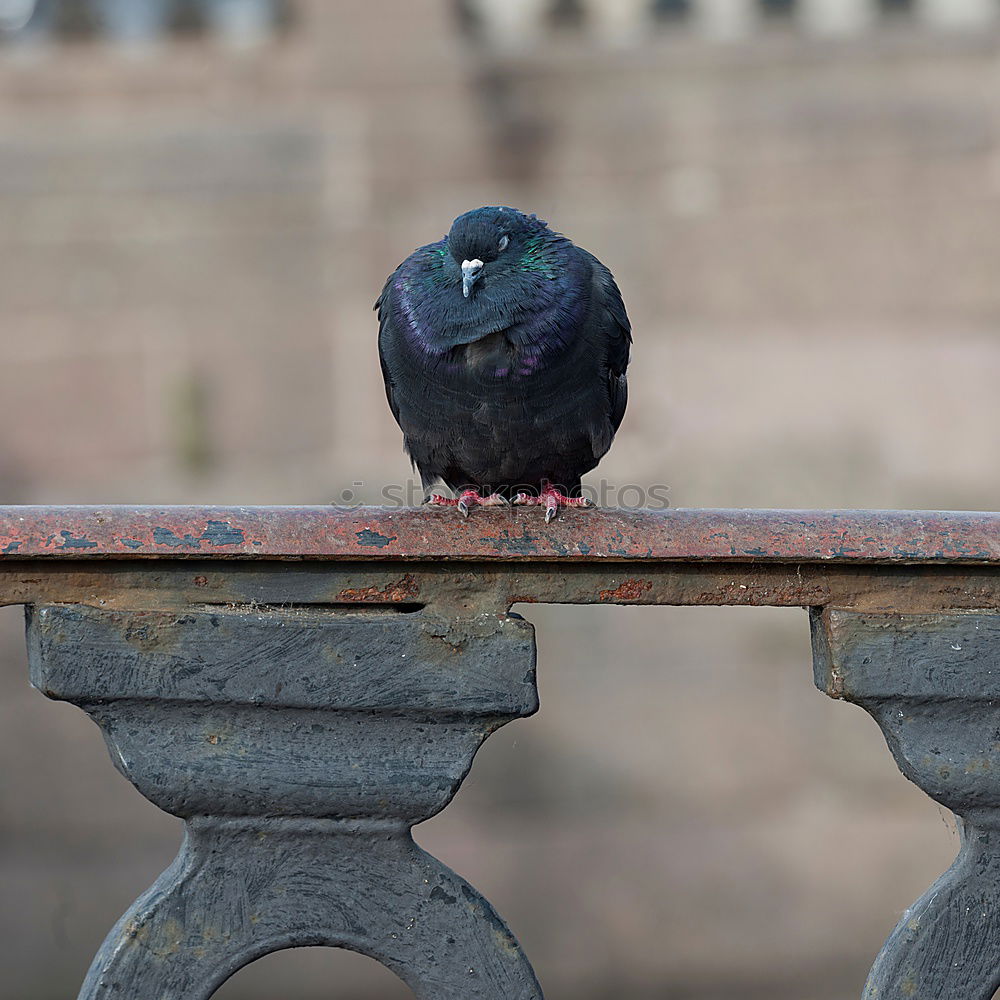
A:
423 490 509 517
514 487 595 523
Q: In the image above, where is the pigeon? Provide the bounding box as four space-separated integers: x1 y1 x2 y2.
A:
376 206 631 522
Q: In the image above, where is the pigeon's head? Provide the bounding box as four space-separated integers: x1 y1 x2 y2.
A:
446 206 545 299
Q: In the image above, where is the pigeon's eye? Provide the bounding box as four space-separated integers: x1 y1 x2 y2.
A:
498 235 510 252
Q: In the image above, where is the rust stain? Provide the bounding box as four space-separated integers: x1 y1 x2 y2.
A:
599 578 653 601
336 573 419 603
506 594 539 604
193 575 208 588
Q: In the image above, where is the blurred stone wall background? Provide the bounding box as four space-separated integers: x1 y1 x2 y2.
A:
1 1 999 997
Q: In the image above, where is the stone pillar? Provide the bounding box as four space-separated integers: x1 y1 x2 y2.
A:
203 0 277 49
1 0 51 45
0 0 36 32
465 0 552 51
579 0 654 46
798 0 879 37
93 0 173 45
916 0 999 31
28 603 542 1000
813 609 1000 1000
691 0 758 42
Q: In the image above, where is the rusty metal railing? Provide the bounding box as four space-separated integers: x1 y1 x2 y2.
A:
3 505 1000 1000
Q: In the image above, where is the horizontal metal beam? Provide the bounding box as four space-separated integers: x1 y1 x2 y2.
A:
1 506 998 563
2 560 999 616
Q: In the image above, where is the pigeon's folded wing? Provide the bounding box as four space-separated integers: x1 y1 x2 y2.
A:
582 250 632 441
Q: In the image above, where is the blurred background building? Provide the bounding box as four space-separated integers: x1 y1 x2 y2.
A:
1 1 999 997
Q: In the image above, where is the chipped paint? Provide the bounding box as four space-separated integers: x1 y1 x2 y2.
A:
480 529 539 556
58 530 97 550
355 528 397 548
153 521 246 549
0 507 997 563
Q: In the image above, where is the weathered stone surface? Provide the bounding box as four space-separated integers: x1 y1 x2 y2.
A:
27 603 541 998
814 609 1000 1000
79 818 542 1000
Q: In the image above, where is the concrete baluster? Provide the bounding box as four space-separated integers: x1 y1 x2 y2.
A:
465 0 553 51
916 0 999 31
579 0 655 46
798 0 879 37
813 609 1000 1000
691 0 758 41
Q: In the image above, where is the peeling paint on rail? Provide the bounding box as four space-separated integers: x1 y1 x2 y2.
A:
0 507 998 563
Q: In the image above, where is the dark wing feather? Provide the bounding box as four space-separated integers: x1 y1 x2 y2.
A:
375 276 403 429
580 250 632 447
376 272 441 492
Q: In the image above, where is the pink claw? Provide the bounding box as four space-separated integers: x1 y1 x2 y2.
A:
423 490 509 517
514 486 595 523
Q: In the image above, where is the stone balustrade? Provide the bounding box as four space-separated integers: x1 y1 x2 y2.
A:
466 0 1000 46
0 0 280 46
3 505 1000 998
5 0 998 50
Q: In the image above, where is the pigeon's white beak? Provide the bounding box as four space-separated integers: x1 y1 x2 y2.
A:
462 258 484 298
